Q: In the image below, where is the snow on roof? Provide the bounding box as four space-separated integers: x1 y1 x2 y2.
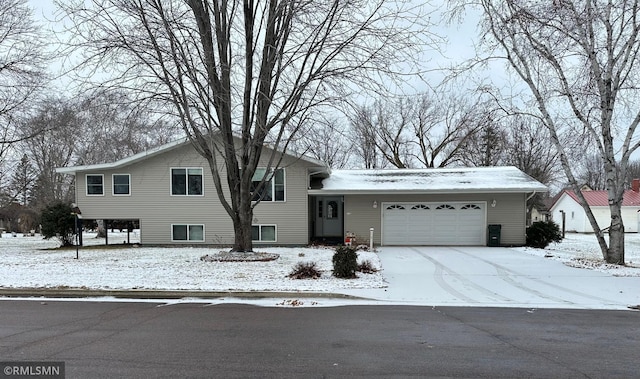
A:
563 190 640 207
311 166 548 194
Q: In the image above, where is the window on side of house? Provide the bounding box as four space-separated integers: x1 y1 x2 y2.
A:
86 174 104 196
172 224 205 242
251 168 285 202
171 168 203 196
113 174 131 195
252 225 276 242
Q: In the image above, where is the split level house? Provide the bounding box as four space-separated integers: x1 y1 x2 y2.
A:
56 136 548 247
549 180 640 233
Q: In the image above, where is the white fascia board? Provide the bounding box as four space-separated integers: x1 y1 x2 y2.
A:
308 187 548 195
56 137 190 175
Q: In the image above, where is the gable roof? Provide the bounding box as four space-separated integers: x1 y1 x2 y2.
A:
56 136 328 175
560 190 640 207
309 166 547 194
56 138 190 174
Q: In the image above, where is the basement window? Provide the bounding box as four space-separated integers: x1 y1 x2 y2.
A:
252 225 276 242
172 224 204 242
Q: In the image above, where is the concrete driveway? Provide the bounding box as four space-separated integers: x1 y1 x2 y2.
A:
340 246 640 310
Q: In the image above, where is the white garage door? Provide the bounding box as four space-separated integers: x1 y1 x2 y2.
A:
382 202 486 246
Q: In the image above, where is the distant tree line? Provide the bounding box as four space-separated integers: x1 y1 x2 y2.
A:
0 90 179 233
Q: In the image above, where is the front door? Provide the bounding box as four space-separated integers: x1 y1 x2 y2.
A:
315 196 343 237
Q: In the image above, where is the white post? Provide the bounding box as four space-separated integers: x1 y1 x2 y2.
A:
369 227 374 250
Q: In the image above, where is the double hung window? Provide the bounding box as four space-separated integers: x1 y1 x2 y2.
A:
251 168 285 202
171 168 203 196
113 174 130 195
86 174 104 196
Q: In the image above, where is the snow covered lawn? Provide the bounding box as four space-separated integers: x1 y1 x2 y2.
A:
513 232 640 277
1 231 638 294
0 232 385 292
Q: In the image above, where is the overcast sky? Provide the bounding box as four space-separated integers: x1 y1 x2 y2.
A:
26 0 500 95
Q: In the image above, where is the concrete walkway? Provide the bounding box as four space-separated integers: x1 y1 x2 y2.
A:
338 246 640 310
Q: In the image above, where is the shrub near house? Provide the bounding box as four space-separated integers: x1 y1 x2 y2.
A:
526 221 563 249
333 246 358 278
40 202 75 247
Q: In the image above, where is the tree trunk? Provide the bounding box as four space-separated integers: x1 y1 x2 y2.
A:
96 220 106 238
231 194 254 252
232 216 254 252
607 204 625 264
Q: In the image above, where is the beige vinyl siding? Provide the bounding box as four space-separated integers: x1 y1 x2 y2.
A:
486 193 527 245
252 159 310 245
344 193 527 246
74 143 312 245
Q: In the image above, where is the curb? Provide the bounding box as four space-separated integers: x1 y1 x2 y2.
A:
0 288 368 301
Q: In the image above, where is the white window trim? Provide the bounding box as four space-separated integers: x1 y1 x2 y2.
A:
171 224 205 242
170 167 205 197
252 224 277 242
112 173 131 196
86 174 105 196
252 168 286 202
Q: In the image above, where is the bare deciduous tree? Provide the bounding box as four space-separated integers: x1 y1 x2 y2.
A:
60 0 431 251
291 115 351 169
20 92 175 211
414 94 487 168
74 90 180 165
20 98 81 210
0 0 47 202
350 106 392 169
576 154 607 191
351 99 414 168
503 117 559 187
466 0 640 264
625 160 640 184
350 92 486 169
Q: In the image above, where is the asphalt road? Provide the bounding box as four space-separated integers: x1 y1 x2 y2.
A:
0 300 638 378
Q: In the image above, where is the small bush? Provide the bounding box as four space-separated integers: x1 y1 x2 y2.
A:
526 221 563 249
357 259 378 274
288 261 321 279
332 245 358 278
